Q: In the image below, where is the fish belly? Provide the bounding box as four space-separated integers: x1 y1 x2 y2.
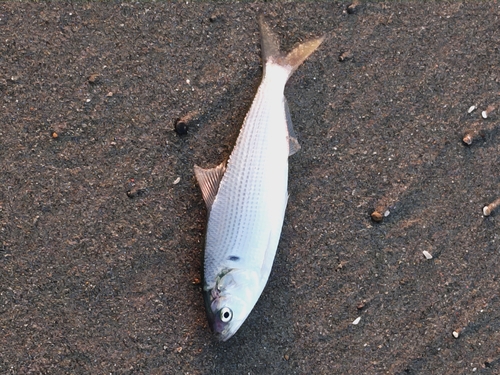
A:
204 71 291 288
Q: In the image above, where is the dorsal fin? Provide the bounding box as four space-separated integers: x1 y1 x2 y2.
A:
194 162 226 212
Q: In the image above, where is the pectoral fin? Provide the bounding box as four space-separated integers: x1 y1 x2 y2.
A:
194 162 226 212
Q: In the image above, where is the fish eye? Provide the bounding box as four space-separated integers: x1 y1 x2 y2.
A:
219 307 233 323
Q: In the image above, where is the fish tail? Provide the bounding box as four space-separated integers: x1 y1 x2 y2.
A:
258 14 324 76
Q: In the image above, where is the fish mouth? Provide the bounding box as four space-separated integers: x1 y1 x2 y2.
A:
203 288 232 340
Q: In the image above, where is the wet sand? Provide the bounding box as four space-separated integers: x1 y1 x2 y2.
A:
1 2 499 374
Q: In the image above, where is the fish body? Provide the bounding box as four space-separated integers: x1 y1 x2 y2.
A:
194 16 323 341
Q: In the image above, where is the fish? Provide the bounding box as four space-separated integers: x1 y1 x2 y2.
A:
194 15 324 341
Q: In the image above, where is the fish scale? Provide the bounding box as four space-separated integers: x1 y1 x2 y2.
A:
205 70 289 280
194 15 323 340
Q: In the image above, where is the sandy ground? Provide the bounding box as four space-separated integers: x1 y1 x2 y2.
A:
1 2 499 374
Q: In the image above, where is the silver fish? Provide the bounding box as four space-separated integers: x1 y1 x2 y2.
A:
194 15 324 341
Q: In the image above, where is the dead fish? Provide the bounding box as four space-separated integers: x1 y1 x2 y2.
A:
194 15 324 341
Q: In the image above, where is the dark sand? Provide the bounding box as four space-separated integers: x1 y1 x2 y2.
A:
1 2 499 374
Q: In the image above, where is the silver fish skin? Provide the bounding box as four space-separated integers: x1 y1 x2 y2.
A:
194 15 323 341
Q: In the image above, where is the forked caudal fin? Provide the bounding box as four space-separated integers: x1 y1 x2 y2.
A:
194 17 323 208
258 14 325 76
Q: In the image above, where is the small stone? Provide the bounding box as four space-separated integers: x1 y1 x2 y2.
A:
347 1 360 14
452 331 459 339
352 316 361 325
173 177 181 185
126 179 147 198
51 131 59 139
339 51 353 62
356 300 366 310
371 211 383 222
482 104 496 118
208 14 223 23
88 73 100 83
284 354 290 361
483 197 500 216
462 133 473 145
462 128 483 146
174 118 189 135
467 105 477 114
422 250 433 260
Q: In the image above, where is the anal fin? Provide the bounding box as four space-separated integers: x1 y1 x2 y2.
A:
194 162 226 212
285 97 301 156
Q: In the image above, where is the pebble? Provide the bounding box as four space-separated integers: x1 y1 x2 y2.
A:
422 250 433 259
338 51 353 62
462 132 474 145
467 105 477 114
88 73 100 83
482 104 496 119
126 179 147 198
371 211 383 222
174 117 189 135
356 300 366 310
483 197 500 216
352 316 361 325
347 1 360 14
452 331 459 339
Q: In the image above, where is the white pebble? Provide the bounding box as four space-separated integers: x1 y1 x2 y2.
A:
452 331 459 338
467 105 477 114
352 316 361 325
422 250 433 259
481 110 488 119
173 177 181 185
483 206 491 216
384 210 390 217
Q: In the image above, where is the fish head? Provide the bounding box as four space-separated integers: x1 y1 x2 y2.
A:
204 268 260 341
